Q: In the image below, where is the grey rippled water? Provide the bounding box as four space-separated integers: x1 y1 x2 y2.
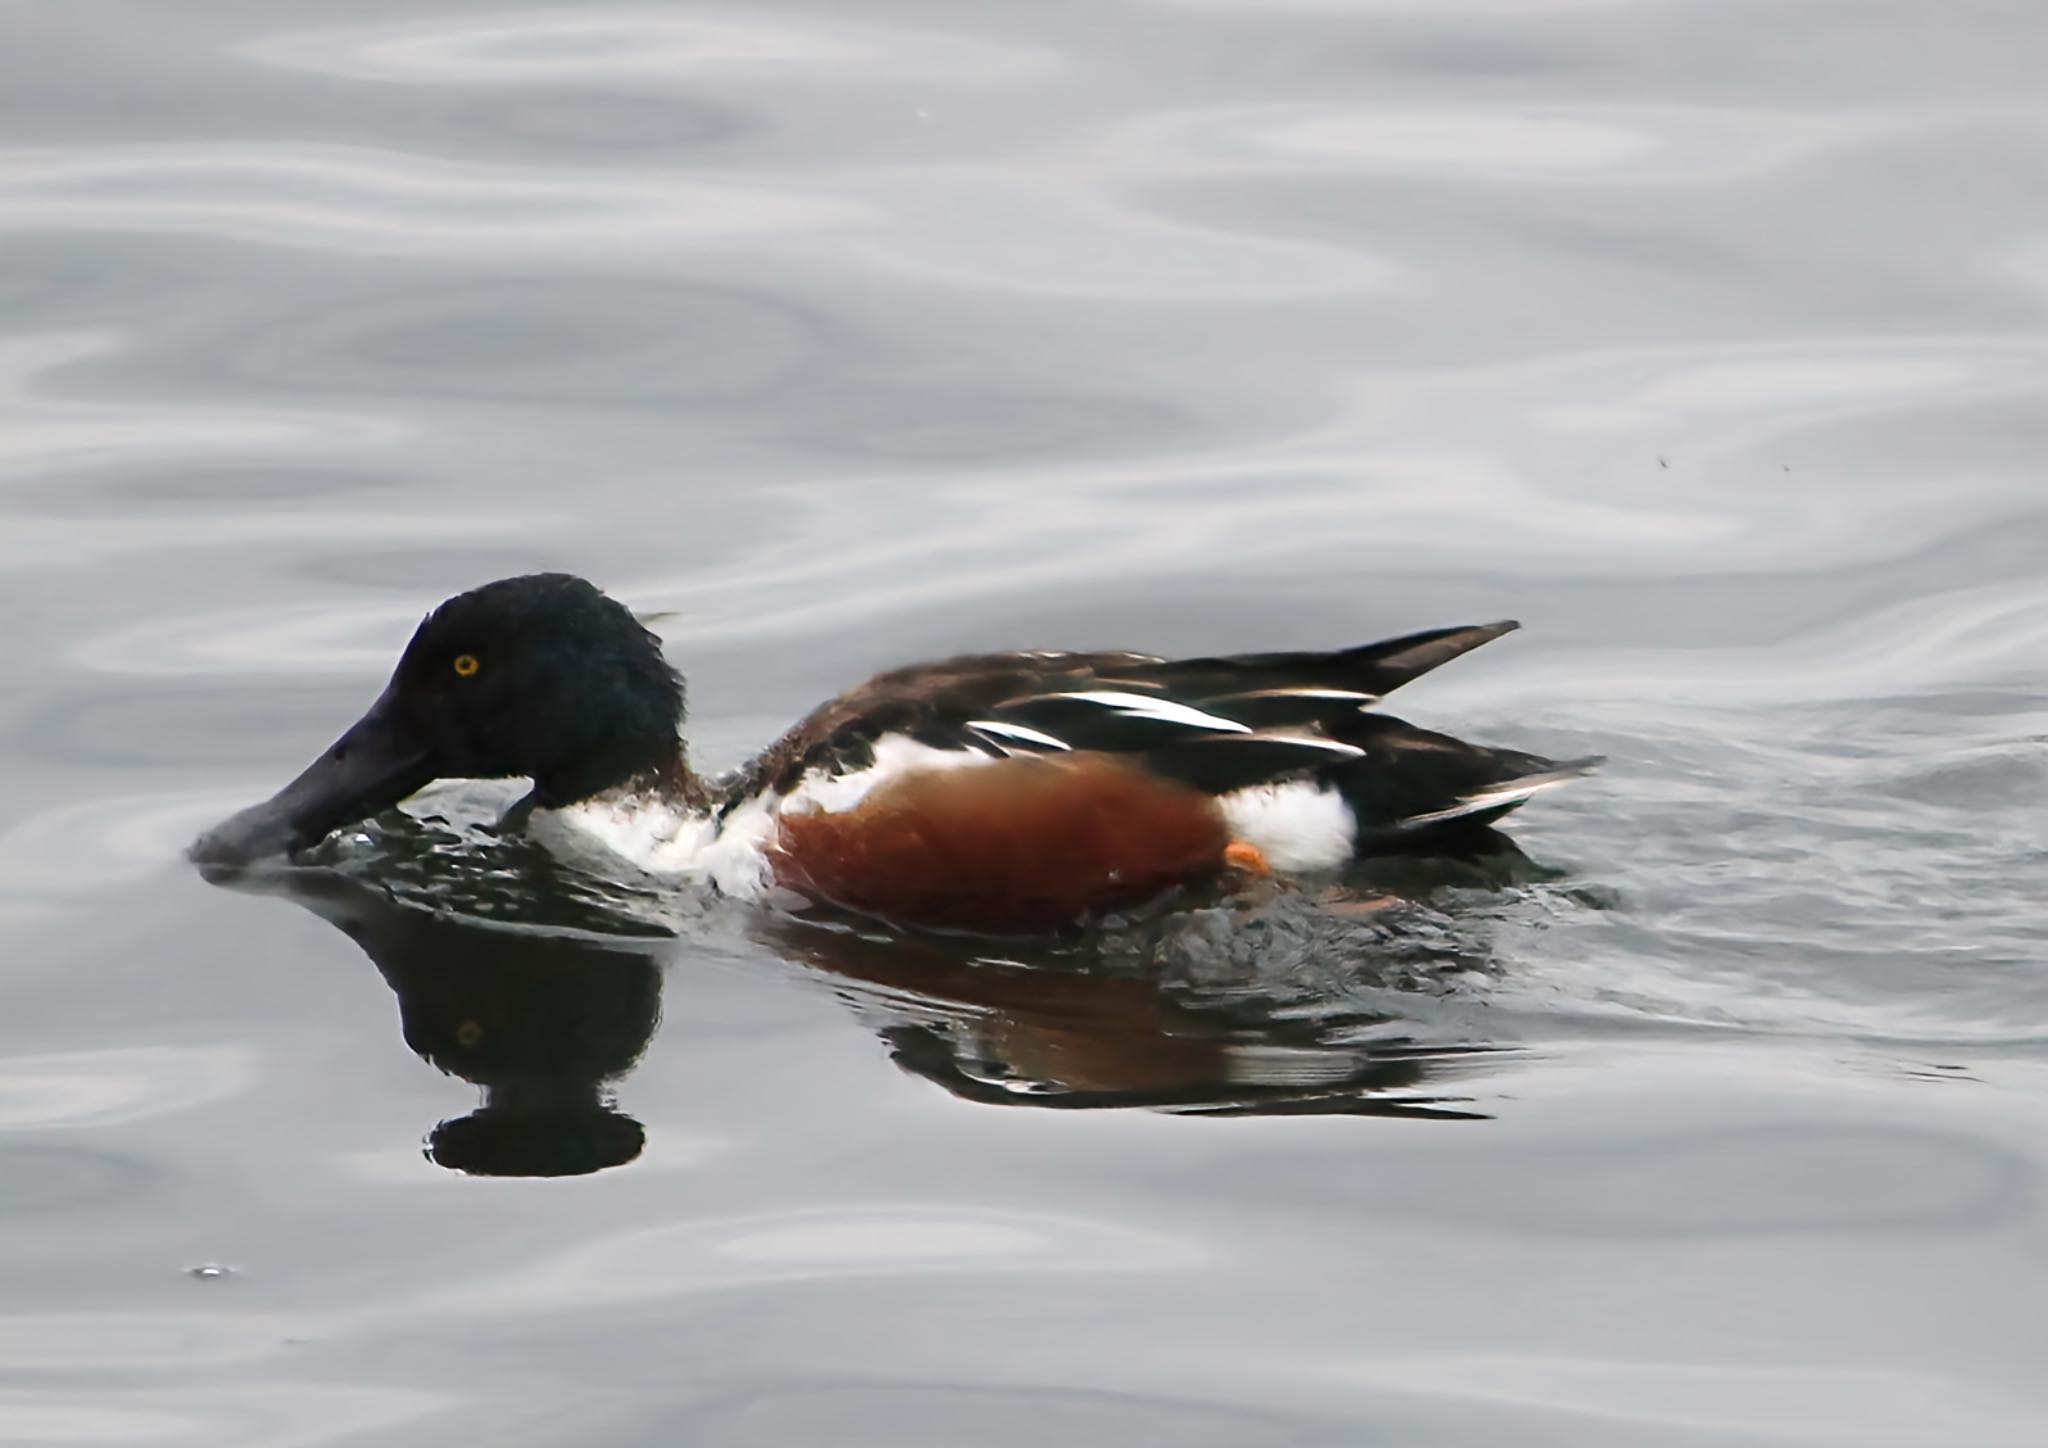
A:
2 1 2045 1444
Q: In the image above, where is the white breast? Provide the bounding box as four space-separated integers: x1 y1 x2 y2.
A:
551 738 999 900
547 794 775 897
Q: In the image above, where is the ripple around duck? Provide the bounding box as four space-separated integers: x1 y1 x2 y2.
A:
693 1382 1307 1448
1456 577 2048 705
1146 0 1647 11
577 333 2047 644
0 1313 301 1372
0 330 401 488
820 171 1396 301
27 463 402 510
0 1145 156 1215
1313 1116 2033 1239
0 1384 452 1448
419 1204 1205 1319
70 595 494 680
1469 719 2048 1046
239 8 1064 88
0 1045 257 1131
4 511 544 574
16 683 368 769
1115 102 1920 184
0 789 261 897
196 277 828 405
0 146 868 257
1315 1355 2046 1446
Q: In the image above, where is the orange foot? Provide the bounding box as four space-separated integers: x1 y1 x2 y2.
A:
1222 840 1271 877
1327 893 1400 919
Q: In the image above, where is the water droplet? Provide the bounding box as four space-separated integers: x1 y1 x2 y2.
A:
186 1262 236 1282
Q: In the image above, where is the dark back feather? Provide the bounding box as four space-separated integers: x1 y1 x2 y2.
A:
726 620 1580 842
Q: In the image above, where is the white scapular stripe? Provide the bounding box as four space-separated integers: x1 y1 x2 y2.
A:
787 736 993 814
1048 691 1251 733
1208 687 1378 703
967 719 1073 751
1224 732 1364 757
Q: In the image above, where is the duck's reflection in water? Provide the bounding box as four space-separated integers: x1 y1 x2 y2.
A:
256 869 664 1177
227 838 1530 1175
762 831 1548 1120
758 901 1503 1122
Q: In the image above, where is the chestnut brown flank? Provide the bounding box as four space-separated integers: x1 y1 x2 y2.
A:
770 755 1231 933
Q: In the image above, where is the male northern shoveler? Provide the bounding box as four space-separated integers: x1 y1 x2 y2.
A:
191 573 1598 933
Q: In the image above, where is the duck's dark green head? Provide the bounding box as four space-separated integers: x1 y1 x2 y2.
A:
192 573 683 867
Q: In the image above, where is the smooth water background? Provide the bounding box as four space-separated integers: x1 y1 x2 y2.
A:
3 2 2046 1444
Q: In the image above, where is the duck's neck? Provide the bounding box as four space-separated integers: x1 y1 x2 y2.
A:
661 753 717 814
521 741 709 824
583 745 715 814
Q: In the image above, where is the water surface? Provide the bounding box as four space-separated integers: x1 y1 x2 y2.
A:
2 1 2045 1444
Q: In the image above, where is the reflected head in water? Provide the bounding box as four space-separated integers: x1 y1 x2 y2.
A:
236 865 664 1178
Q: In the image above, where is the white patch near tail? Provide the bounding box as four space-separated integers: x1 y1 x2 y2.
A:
1217 780 1356 872
1396 758 1603 829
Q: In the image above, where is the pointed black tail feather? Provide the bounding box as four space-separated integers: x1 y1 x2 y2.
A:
1319 711 1600 843
1108 620 1520 708
1322 618 1521 698
1387 755 1604 836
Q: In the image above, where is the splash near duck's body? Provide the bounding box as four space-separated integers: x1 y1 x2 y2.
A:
192 573 1599 935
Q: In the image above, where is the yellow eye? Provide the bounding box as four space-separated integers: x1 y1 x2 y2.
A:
452 653 481 678
455 1019 483 1047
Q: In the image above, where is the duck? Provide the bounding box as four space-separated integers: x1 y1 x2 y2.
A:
190 572 1598 934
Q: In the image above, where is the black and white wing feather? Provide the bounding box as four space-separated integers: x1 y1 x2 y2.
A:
736 618 1598 840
